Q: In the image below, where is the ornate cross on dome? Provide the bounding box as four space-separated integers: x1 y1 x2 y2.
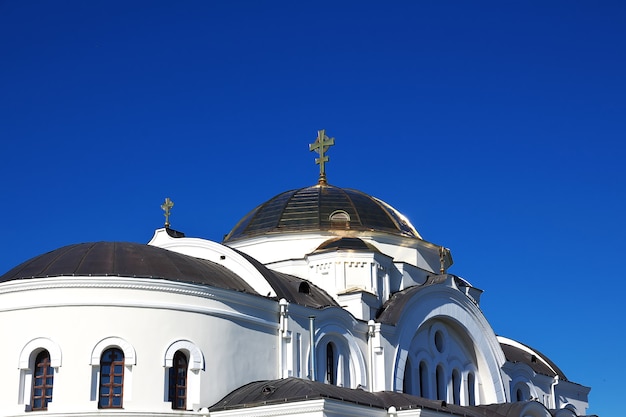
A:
309 129 335 185
439 246 449 274
161 197 174 228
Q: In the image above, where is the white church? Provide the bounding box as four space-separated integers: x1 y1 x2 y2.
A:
0 131 593 417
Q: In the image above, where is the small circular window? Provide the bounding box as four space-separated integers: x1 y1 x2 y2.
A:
434 330 444 353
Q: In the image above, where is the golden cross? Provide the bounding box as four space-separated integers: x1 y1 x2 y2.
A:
309 129 335 185
161 197 174 228
439 246 447 274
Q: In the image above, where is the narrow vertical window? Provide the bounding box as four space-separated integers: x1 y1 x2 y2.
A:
99 348 124 409
419 361 429 398
403 358 413 394
436 365 446 401
31 350 53 411
467 372 476 406
325 343 336 385
169 351 188 410
296 334 302 378
452 369 461 405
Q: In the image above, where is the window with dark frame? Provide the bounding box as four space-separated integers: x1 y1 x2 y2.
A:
436 364 446 401
98 348 124 409
31 350 53 411
325 343 336 385
467 372 476 406
403 358 413 394
452 369 461 405
419 361 429 398
168 351 188 410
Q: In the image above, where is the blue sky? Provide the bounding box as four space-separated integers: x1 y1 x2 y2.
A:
1 1 624 415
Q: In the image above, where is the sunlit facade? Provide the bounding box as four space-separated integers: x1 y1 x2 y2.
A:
0 134 592 417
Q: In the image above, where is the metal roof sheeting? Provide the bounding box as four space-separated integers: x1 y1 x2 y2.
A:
224 184 421 242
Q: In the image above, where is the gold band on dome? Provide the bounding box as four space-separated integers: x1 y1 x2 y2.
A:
309 129 335 185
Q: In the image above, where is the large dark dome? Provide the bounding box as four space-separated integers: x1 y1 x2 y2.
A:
223 184 421 242
0 242 256 293
0 241 339 309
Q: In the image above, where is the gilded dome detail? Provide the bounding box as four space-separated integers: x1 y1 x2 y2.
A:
223 184 420 242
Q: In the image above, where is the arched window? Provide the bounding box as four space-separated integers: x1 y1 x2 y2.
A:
325 343 337 385
419 361 429 398
18 337 62 411
452 369 461 405
169 351 188 410
99 348 124 409
516 388 524 402
403 358 413 394
467 372 476 406
436 365 446 401
163 339 204 410
31 350 54 411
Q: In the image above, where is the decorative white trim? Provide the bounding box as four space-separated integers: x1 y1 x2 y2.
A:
313 323 367 389
90 337 136 365
391 284 507 404
497 336 560 376
147 230 277 298
164 340 204 370
19 337 62 368
0 277 279 331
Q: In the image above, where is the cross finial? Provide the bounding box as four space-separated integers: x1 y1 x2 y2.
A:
439 246 447 274
309 129 335 185
161 197 174 228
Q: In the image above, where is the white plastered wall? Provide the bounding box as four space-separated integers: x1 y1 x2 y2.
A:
0 277 279 415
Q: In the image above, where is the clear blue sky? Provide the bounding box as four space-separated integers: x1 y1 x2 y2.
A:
1 2 624 415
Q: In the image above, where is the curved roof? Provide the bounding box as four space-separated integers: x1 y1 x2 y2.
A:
0 242 257 293
376 275 466 325
223 184 421 242
499 337 568 381
313 237 380 253
233 249 338 309
0 241 338 309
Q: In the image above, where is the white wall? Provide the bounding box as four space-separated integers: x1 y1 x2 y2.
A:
0 277 279 415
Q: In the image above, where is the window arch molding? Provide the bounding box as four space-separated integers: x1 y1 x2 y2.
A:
18 338 62 410
315 334 348 386
164 340 204 371
311 322 367 389
410 350 434 399
511 380 534 402
90 337 136 366
19 337 62 369
435 363 448 401
391 287 507 404
89 337 136 405
163 339 204 410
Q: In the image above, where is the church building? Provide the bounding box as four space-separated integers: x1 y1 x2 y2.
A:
0 131 593 417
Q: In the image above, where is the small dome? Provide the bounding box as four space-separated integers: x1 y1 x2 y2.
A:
313 237 379 252
223 184 421 242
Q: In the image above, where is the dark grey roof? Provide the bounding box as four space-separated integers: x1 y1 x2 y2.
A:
223 184 420 242
0 241 338 309
234 249 338 309
209 377 545 417
0 242 258 293
500 340 568 381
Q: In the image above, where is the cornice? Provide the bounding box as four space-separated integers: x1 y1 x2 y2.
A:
0 276 279 330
